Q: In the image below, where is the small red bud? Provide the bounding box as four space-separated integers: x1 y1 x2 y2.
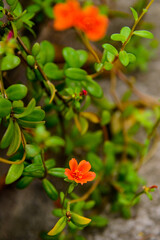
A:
7 31 13 41
149 185 158 189
80 90 88 96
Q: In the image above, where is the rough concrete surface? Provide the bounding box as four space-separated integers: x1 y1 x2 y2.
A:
0 0 160 239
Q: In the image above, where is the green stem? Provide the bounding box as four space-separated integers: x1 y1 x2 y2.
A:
41 149 47 178
67 173 103 211
75 28 101 63
0 58 5 97
121 0 155 51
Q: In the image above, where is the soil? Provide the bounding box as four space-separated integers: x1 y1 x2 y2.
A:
0 0 160 239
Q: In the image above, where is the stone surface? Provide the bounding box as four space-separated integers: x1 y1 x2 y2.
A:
0 0 160 240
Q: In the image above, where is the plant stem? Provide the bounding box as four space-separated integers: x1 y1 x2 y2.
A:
122 0 155 51
135 134 160 170
75 28 101 63
67 173 102 211
41 149 48 178
0 58 5 97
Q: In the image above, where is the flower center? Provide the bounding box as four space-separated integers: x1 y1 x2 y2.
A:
72 170 83 180
83 17 94 31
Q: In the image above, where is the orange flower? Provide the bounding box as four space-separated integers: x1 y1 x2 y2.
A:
53 0 81 30
76 6 109 41
65 158 96 185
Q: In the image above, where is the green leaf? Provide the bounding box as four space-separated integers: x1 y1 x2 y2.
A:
63 47 80 67
45 136 65 147
46 80 56 104
12 100 24 108
6 0 17 6
0 98 12 118
102 44 118 56
87 152 103 172
94 63 103 72
24 163 44 173
27 55 36 66
40 40 55 62
111 34 126 43
130 7 138 21
52 208 63 218
106 52 115 62
25 144 41 158
65 68 88 81
128 53 136 63
10 0 18 11
133 30 154 39
11 21 18 38
32 42 41 56
48 168 66 178
120 27 131 40
17 119 45 128
20 108 45 121
14 98 36 119
13 1 22 15
23 169 44 178
119 50 129 66
70 212 91 228
7 121 21 156
104 62 113 70
44 63 64 80
45 159 56 170
6 84 28 101
90 216 108 227
44 6 54 18
63 48 88 68
68 182 77 194
48 216 67 236
5 162 24 184
1 55 20 71
16 176 33 189
82 78 103 98
101 110 111 126
79 117 88 135
0 118 14 149
83 200 95 210
42 179 58 201
76 50 88 67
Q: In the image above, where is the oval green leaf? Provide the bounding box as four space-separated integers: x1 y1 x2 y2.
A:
5 162 24 184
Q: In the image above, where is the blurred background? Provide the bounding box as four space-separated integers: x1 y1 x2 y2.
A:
0 0 160 239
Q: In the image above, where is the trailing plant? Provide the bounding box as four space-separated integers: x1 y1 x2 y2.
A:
0 0 159 239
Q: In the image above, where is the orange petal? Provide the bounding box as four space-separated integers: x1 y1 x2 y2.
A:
78 160 91 174
69 158 78 171
65 169 74 180
82 171 96 182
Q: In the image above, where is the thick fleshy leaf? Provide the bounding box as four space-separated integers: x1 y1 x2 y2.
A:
130 7 138 21
119 50 129 66
14 98 36 118
5 162 24 184
7 121 21 156
48 216 66 236
6 84 28 101
133 30 154 39
0 118 14 149
0 98 12 118
1 55 20 71
42 179 58 201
